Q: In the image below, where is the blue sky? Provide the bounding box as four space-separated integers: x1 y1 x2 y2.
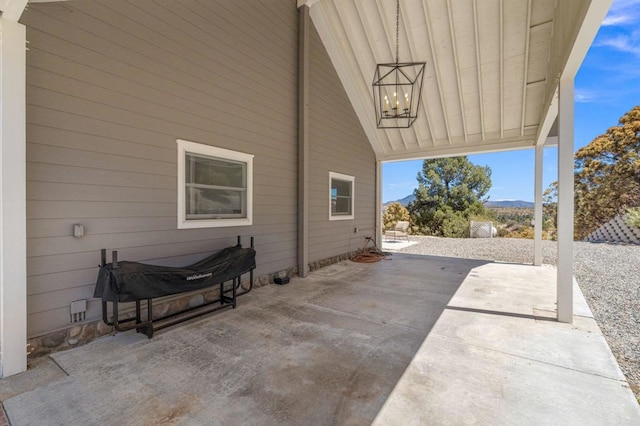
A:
383 0 640 203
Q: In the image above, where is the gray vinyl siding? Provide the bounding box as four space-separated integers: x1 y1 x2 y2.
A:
22 0 299 337
307 24 377 263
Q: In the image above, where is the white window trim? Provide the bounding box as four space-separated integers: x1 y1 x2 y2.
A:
329 171 355 221
177 139 253 229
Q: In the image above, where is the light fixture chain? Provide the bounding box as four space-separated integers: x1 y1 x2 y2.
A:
395 0 400 64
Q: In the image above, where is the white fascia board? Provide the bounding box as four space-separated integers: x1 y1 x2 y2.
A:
1 0 27 20
536 88 559 146
561 0 613 81
379 138 535 163
297 0 321 9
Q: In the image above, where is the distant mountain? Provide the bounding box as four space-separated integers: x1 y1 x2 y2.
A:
484 200 534 208
385 195 533 209
384 193 416 207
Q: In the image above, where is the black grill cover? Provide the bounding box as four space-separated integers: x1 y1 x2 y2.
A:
94 246 256 302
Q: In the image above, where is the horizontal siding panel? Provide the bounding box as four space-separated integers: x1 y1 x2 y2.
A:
28 225 297 257
28 182 175 203
28 303 102 337
27 200 175 220
28 228 297 276
25 10 297 116
27 68 297 144
28 268 98 298
28 143 175 176
27 217 175 239
28 123 175 162
28 284 96 315
28 162 176 191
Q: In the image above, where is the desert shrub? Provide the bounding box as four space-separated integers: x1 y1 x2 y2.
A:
496 227 509 238
506 227 550 240
383 202 411 230
625 207 640 228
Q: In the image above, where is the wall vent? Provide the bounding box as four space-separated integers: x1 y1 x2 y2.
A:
70 299 87 323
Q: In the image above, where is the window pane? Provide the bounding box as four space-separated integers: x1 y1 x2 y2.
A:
186 187 245 218
333 179 352 197
331 178 352 215
334 197 352 215
186 154 245 188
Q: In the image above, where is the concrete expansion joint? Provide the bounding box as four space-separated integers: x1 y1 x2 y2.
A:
47 356 69 377
432 333 627 383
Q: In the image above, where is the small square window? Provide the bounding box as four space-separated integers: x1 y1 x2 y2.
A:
329 172 354 220
177 140 253 229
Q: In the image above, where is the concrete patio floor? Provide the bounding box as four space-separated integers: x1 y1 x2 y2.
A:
1 253 638 425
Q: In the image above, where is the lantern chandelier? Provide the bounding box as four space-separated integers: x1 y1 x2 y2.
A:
372 0 426 129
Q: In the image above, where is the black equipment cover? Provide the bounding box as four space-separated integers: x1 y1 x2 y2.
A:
94 245 256 302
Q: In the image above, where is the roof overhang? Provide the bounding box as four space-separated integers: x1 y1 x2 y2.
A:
300 0 612 162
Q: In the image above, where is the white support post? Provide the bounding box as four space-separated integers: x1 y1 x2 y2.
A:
376 161 383 247
0 16 28 377
556 79 574 323
533 143 544 266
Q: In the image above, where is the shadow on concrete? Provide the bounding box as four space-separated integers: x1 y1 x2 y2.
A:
3 253 489 425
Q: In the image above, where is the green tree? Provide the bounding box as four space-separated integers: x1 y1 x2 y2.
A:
573 106 640 239
382 202 411 230
408 157 492 237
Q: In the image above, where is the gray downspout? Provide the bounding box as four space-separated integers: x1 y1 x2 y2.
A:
298 5 310 277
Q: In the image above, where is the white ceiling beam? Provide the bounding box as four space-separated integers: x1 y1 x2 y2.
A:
421 1 453 146
397 0 435 147
472 0 485 141
351 0 395 154
380 136 535 163
520 0 532 137
446 0 468 143
373 0 410 151
499 0 504 139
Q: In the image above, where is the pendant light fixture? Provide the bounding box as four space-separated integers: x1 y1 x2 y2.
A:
372 0 426 129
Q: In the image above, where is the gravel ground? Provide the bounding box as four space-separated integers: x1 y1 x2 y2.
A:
394 236 640 400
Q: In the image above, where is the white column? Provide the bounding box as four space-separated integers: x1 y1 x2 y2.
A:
533 143 544 266
0 17 28 377
556 79 574 323
376 161 383 247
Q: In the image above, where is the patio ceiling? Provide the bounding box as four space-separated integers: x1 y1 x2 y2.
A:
300 0 610 162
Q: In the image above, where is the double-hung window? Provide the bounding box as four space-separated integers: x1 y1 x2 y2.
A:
177 140 253 228
329 172 355 220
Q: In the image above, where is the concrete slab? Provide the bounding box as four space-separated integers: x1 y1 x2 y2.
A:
382 239 419 251
2 254 638 425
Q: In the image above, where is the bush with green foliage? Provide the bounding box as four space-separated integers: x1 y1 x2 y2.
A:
383 202 411 231
626 207 640 228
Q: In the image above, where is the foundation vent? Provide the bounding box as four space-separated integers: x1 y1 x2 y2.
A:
70 299 87 323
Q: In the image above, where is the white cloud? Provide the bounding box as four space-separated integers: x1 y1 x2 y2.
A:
387 181 416 189
601 0 640 27
574 89 596 103
595 33 640 56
